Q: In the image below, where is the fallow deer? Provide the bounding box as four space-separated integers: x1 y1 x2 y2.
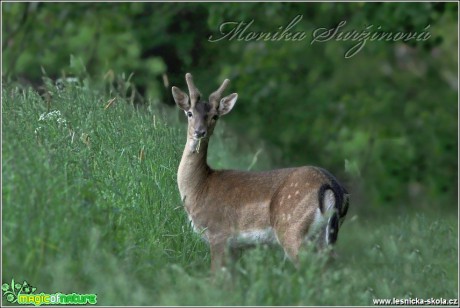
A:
172 73 349 271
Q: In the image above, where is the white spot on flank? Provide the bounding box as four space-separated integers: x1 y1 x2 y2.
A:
295 190 300 195
288 194 291 199
295 182 298 187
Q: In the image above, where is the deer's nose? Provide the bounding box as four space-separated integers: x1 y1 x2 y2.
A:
194 129 207 139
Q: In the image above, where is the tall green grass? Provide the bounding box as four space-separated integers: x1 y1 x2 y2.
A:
2 83 458 305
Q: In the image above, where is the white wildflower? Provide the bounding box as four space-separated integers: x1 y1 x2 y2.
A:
34 126 43 134
39 110 62 122
38 110 68 127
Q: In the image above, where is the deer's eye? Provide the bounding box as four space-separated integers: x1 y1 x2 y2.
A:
212 115 219 121
187 111 193 118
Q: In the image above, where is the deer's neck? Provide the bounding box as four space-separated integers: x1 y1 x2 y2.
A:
177 138 211 202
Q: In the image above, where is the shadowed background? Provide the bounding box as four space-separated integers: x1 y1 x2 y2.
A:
3 2 457 210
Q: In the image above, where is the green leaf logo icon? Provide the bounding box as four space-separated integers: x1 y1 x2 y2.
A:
2 279 37 303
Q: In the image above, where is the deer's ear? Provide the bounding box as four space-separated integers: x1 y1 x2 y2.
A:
172 86 190 110
218 93 237 116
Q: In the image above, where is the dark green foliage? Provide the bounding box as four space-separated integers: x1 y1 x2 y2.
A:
2 2 457 208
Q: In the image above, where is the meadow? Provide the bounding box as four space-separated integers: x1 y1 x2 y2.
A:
2 82 458 306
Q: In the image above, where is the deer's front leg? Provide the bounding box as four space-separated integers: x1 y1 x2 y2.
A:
209 239 228 272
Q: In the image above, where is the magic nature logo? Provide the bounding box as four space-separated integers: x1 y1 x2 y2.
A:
2 279 97 306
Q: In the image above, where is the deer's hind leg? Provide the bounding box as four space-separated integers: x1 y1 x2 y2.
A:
272 193 319 265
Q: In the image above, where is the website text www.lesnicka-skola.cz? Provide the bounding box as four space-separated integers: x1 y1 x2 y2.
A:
373 297 458 306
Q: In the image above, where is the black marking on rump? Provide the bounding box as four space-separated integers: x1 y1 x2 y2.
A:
328 212 340 244
316 167 348 219
315 167 349 245
317 184 340 244
342 195 350 218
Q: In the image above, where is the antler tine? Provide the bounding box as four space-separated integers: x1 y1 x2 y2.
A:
185 73 200 104
209 79 230 108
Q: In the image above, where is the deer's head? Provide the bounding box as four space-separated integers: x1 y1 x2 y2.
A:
172 73 238 152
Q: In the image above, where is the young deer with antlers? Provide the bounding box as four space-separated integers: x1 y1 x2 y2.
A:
172 73 349 271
